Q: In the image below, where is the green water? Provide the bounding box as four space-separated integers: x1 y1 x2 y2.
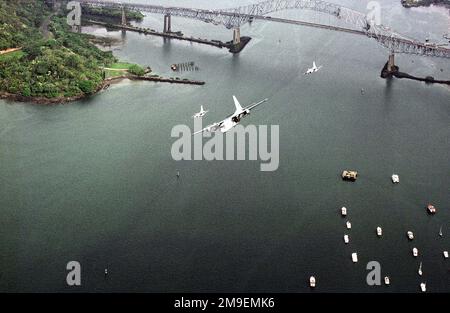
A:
0 0 449 292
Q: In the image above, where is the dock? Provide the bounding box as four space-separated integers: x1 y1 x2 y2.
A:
381 61 450 85
87 20 251 53
104 75 205 86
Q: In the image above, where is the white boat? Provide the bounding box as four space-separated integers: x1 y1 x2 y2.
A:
427 204 437 214
377 227 382 237
344 234 349 244
407 231 414 240
439 226 443 237
420 283 426 292
341 207 347 216
418 262 422 276
384 276 390 285
413 248 418 257
444 251 449 259
391 174 399 183
310 276 316 288
346 221 352 229
352 252 358 263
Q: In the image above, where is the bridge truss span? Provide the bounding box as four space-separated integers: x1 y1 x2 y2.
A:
218 0 369 30
78 0 450 58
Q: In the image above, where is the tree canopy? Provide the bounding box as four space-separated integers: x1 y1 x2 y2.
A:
0 0 117 99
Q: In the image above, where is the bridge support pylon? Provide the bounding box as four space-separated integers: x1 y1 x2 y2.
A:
387 53 395 72
233 27 241 45
381 51 399 78
121 6 127 26
164 14 172 33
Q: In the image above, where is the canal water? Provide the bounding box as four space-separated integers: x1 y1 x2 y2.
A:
0 0 449 292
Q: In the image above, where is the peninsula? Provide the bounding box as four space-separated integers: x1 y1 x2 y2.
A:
0 0 202 104
401 0 450 7
0 0 117 103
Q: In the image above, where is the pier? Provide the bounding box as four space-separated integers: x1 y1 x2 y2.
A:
87 20 251 53
104 75 205 86
381 61 450 85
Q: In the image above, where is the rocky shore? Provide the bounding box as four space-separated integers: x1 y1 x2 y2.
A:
401 0 450 8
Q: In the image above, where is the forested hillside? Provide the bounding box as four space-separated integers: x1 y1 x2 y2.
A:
0 0 116 99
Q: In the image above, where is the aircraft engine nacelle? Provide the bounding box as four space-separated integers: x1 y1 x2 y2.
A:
232 110 251 123
239 109 250 118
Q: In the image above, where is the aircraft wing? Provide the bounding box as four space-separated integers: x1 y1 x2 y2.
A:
243 98 269 111
192 121 223 135
192 98 269 135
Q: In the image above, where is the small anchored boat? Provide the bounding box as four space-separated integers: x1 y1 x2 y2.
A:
444 251 449 259
344 234 349 244
420 283 426 292
427 204 437 214
418 262 422 276
341 207 347 216
391 174 399 183
342 170 358 181
377 227 382 237
309 276 316 288
407 231 414 240
346 221 352 229
384 276 390 285
352 252 358 263
413 247 419 257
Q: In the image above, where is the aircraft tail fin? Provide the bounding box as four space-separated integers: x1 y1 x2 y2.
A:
233 96 243 113
313 61 317 68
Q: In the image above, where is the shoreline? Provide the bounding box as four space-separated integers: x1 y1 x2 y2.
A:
0 75 205 105
381 62 450 85
401 0 450 8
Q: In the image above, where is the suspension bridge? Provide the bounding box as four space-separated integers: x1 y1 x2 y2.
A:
72 0 450 72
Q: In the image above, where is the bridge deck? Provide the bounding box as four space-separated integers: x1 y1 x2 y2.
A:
79 0 450 58
254 16 366 37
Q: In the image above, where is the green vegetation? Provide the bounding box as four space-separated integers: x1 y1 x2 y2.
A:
103 62 146 78
128 64 146 76
0 50 25 62
0 0 150 101
0 0 46 50
109 62 136 70
0 0 118 99
81 5 144 21
104 69 126 78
